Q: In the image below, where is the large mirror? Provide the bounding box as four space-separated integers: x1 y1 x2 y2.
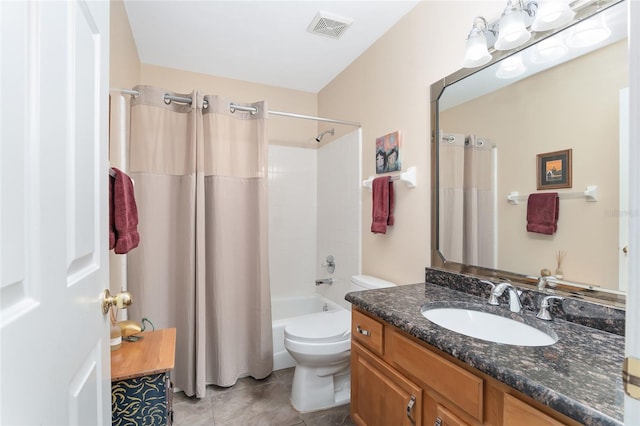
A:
430 0 627 306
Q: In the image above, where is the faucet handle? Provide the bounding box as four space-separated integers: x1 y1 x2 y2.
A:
480 280 496 290
480 280 500 305
536 295 564 321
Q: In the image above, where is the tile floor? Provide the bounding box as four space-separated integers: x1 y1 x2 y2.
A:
172 367 355 426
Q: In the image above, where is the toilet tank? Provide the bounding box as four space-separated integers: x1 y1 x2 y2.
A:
349 275 397 292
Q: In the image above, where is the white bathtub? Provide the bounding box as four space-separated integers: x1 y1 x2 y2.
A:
271 294 346 371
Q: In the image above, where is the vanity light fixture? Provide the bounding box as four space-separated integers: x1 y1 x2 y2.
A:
461 0 588 69
462 17 494 68
494 0 537 51
531 0 575 32
566 12 611 48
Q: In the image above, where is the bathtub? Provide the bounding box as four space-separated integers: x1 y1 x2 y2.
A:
271 294 346 371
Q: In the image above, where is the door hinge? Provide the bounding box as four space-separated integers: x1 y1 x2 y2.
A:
623 357 640 400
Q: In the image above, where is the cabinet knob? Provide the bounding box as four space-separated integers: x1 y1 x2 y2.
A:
356 325 371 336
406 395 416 425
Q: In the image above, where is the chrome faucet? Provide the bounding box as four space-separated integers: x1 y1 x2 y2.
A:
315 278 333 286
488 282 523 313
536 295 564 321
537 276 558 291
537 276 549 291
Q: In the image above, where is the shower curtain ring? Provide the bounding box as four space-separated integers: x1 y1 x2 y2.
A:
163 94 172 105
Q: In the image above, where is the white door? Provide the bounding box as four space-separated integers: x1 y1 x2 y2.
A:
619 87 629 292
0 1 111 425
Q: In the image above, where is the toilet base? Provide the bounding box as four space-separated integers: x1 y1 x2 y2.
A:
290 362 350 413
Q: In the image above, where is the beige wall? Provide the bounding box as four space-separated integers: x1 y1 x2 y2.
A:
318 2 499 285
440 40 627 288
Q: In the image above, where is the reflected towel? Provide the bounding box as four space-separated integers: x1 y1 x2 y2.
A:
371 176 394 234
526 193 559 235
110 167 140 253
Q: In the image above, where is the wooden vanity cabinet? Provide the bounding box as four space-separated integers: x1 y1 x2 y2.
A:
351 308 580 426
352 341 422 426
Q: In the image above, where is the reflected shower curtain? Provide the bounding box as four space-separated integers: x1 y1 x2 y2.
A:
439 134 465 263
463 135 496 268
127 85 272 398
439 133 496 268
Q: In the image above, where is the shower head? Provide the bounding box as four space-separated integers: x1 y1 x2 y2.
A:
315 128 335 143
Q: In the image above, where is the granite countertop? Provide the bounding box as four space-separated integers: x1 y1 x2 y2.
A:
345 282 625 426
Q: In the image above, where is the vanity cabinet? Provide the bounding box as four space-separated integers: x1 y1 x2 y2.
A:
111 328 176 426
352 341 422 425
351 308 579 426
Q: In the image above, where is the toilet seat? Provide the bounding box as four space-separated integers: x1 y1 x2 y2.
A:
285 310 351 344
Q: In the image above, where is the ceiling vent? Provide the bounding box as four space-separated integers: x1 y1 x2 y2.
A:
307 11 354 39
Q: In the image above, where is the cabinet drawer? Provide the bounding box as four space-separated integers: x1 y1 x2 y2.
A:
503 394 564 426
435 404 471 426
352 309 384 356
388 330 483 422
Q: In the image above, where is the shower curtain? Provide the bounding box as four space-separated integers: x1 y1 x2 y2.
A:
127 85 272 398
439 133 496 268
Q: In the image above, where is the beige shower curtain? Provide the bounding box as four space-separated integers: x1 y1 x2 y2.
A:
127 85 272 398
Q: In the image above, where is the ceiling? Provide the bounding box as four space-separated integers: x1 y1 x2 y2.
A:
123 1 421 93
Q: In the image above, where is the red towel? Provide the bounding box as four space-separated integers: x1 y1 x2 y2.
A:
110 167 140 254
526 193 559 235
371 176 394 234
109 175 116 249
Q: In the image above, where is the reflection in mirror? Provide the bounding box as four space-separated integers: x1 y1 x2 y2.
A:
431 0 627 305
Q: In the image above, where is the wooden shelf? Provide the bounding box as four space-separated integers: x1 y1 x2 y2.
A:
111 328 176 382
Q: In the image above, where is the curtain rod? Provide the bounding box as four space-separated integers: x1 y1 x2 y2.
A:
110 88 361 127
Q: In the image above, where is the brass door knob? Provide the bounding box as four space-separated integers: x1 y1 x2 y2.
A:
101 289 133 315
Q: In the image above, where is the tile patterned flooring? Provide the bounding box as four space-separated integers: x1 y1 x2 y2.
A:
172 367 355 426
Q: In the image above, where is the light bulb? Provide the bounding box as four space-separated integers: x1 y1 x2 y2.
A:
495 10 531 51
529 37 568 64
462 32 492 68
532 0 575 32
566 14 611 48
496 54 526 79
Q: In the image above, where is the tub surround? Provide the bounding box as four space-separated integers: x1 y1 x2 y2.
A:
345 269 624 425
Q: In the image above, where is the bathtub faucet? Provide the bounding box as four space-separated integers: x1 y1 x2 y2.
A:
315 278 333 286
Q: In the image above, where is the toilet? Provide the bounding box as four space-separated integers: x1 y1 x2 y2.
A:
284 275 397 412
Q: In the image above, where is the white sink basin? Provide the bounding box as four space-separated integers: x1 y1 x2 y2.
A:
421 306 557 347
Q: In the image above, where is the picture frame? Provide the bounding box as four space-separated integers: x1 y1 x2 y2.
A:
537 149 572 190
375 130 402 174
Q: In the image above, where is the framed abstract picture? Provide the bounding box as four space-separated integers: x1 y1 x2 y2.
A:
375 130 402 174
537 149 572 190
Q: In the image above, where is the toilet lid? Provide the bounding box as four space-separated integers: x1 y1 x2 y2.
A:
284 310 351 343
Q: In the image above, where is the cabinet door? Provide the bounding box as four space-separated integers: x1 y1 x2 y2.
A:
352 342 422 426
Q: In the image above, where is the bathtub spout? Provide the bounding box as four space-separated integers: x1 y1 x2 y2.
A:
315 278 333 286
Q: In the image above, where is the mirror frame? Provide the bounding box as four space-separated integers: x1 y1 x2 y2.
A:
430 0 626 307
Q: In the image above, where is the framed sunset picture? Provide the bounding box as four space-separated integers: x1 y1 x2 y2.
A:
537 149 572 190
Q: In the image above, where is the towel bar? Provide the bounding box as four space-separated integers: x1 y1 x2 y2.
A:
507 186 598 205
362 166 417 192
